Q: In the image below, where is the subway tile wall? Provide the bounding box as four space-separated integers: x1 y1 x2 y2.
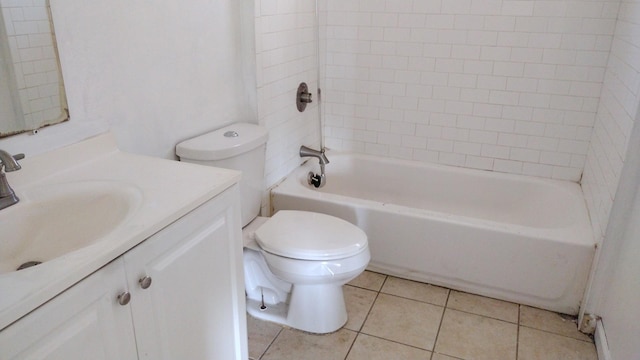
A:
1 0 66 130
581 0 640 240
321 0 620 181
255 0 321 212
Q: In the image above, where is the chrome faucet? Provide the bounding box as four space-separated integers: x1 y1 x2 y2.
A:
299 145 329 188
0 150 24 210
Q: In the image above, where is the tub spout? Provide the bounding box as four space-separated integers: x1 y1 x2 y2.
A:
299 145 329 166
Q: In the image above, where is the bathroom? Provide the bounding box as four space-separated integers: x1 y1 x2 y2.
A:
0 0 638 359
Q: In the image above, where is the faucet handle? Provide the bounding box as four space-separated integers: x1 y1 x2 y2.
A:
0 150 24 172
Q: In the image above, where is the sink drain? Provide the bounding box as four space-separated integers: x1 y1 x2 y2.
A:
17 261 42 271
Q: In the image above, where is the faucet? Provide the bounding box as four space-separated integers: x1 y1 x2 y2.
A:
0 150 24 210
299 145 329 188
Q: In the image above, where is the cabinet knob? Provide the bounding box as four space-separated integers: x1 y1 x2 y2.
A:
117 291 131 306
139 276 152 289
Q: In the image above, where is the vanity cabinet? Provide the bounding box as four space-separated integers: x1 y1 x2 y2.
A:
0 258 138 359
0 185 247 360
123 185 246 359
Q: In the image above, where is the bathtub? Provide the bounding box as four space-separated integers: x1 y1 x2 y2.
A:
271 152 595 314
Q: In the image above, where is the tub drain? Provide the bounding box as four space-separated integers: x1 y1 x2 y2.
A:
17 261 42 271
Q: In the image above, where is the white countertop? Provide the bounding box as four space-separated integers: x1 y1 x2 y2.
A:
0 132 241 329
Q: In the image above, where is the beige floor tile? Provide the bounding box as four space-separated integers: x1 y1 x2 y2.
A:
447 290 519 323
518 327 597 360
261 328 357 360
361 293 443 350
381 276 449 306
435 309 517 360
343 285 377 331
431 354 463 360
519 305 591 342
348 270 387 291
246 315 282 360
346 333 432 360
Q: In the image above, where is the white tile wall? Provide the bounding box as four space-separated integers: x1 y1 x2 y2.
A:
582 0 640 241
321 0 619 181
255 0 321 212
1 0 66 130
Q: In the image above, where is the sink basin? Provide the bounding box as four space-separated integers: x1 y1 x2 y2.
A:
0 181 142 274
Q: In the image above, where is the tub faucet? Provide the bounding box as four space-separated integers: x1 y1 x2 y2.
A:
299 145 329 188
0 150 24 210
300 145 329 165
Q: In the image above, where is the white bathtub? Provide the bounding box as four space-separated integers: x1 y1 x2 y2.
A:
271 152 595 314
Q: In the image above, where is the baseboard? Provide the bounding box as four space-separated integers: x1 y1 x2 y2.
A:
595 319 612 360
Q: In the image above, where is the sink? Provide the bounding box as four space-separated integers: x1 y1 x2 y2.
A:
0 181 142 274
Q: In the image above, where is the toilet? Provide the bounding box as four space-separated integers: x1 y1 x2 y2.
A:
176 123 370 334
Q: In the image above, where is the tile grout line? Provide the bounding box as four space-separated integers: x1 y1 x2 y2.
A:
515 304 521 360
518 324 595 343
258 325 284 360
342 274 389 360
378 291 450 308
357 332 439 353
342 333 359 360
435 305 520 325
428 288 451 360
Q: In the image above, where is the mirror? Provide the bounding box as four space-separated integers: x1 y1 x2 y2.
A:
0 1 68 138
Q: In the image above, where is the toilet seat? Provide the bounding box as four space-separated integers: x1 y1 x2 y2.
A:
254 210 368 260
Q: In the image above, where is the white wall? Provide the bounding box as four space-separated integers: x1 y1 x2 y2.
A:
0 0 257 160
0 0 318 216
586 107 640 358
321 0 618 181
580 2 640 356
254 0 321 193
581 0 640 241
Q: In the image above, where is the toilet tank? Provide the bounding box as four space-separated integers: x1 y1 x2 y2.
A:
176 123 269 227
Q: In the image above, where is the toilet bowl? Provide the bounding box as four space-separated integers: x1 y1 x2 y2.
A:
243 211 370 333
176 123 370 334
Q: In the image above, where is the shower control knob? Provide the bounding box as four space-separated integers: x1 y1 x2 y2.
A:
299 92 312 103
117 291 131 306
139 276 152 289
297 82 313 112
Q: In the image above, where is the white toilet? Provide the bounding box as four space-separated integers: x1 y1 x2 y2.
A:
176 123 370 334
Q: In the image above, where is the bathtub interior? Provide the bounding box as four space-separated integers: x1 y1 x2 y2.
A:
295 153 589 230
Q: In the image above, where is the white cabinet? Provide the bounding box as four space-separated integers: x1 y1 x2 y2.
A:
0 258 138 360
124 185 247 360
0 186 247 360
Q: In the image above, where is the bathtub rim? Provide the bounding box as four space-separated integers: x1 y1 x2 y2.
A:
274 151 595 248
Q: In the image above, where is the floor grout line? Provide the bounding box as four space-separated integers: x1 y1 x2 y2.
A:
342 274 389 360
429 289 451 360
515 304 521 360
257 325 283 360
518 324 594 342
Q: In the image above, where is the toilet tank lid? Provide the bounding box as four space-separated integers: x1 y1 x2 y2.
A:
176 123 268 161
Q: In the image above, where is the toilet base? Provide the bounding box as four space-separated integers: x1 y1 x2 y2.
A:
246 283 348 334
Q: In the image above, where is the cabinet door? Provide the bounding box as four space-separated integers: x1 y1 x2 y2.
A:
0 259 137 360
124 186 247 360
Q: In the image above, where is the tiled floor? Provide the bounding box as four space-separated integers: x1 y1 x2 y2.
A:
247 271 597 360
